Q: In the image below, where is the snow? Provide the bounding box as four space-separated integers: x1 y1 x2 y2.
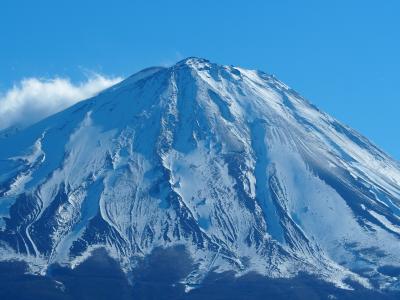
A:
368 210 400 235
0 57 399 290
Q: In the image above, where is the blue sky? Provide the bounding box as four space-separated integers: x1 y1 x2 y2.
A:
1 0 399 159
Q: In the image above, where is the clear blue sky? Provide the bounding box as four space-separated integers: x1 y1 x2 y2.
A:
1 0 399 159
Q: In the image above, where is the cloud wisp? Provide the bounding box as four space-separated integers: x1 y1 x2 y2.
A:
0 74 123 131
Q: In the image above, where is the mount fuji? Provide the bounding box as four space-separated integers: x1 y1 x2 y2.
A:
1 58 400 298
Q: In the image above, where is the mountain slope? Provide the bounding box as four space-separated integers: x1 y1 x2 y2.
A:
0 58 400 290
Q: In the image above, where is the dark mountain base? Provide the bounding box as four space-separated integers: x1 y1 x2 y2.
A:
0 247 398 300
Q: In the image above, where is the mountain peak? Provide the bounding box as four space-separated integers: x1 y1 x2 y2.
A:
175 56 210 66
0 58 400 292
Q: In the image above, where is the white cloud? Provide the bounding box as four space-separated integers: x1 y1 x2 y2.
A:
0 74 123 131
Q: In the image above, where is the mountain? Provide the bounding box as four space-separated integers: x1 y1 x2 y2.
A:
1 57 400 297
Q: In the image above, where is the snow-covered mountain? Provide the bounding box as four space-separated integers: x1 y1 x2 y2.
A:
1 57 400 291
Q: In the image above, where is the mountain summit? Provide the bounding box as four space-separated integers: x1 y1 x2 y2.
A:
1 58 400 292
